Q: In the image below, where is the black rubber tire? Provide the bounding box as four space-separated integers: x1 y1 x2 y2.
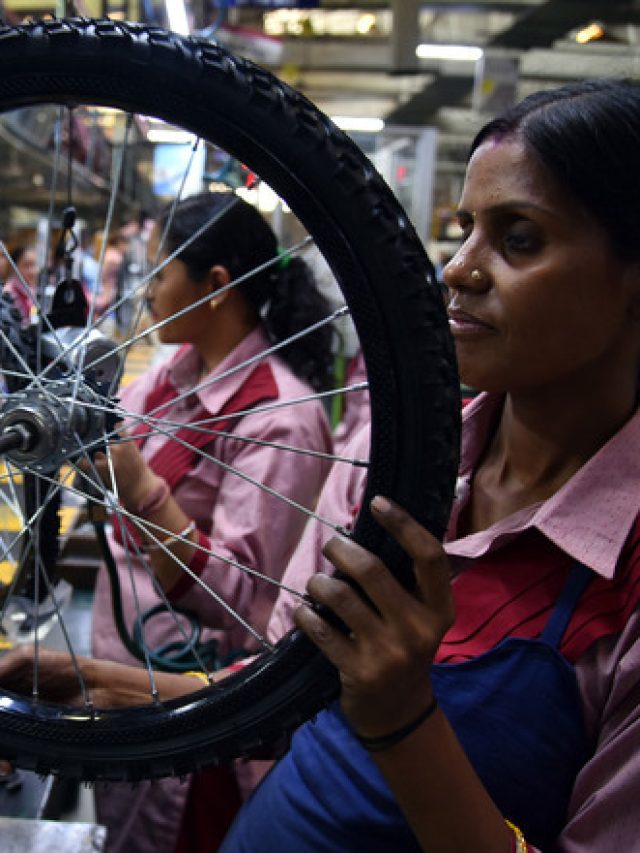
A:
0 17 460 781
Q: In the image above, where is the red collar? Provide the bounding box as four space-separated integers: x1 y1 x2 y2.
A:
112 360 278 548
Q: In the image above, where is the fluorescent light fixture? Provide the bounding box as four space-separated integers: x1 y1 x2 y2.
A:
356 13 377 35
575 22 605 44
147 128 196 144
237 184 290 215
416 44 483 62
165 0 189 36
331 116 385 133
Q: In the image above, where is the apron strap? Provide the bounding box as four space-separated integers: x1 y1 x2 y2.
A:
540 561 594 649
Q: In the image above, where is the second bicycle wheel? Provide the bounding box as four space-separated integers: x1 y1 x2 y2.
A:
0 17 459 780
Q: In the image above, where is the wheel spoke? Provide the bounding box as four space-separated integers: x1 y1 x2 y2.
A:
0 470 71 623
31 540 93 709
70 113 133 402
39 108 65 310
110 409 350 535
115 423 367 468
138 302 345 421
95 443 274 653
34 195 249 383
119 378 366 443
66 454 313 605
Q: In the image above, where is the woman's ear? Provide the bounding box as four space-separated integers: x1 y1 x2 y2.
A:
207 265 231 310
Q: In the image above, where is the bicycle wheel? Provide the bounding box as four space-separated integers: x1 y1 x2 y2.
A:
0 17 459 781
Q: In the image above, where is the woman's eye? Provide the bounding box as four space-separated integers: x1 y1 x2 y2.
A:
503 228 539 253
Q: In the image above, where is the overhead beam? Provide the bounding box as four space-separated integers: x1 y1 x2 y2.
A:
491 0 640 48
384 0 639 125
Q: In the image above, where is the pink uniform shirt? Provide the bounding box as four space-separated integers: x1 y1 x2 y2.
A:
332 350 370 457
267 420 369 643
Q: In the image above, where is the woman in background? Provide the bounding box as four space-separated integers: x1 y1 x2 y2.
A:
88 191 335 853
3 245 39 324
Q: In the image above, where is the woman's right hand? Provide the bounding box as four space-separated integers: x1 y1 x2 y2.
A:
294 495 455 740
85 438 160 514
74 424 164 517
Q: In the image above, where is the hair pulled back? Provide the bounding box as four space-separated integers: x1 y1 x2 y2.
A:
471 79 640 262
10 246 30 266
157 192 335 391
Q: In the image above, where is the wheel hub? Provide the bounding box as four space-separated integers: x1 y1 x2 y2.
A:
0 378 119 473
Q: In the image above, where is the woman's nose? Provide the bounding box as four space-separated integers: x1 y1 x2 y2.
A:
442 251 489 293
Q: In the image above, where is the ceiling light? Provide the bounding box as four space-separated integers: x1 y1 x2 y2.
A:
331 116 385 133
147 128 196 144
356 14 377 36
575 23 605 45
165 0 189 36
416 44 483 62
264 9 390 38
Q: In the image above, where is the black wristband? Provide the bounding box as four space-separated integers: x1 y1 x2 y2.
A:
355 697 439 753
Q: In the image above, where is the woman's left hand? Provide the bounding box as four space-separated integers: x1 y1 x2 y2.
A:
293 495 454 739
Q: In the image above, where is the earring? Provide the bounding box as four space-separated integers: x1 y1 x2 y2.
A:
470 269 484 282
209 296 220 310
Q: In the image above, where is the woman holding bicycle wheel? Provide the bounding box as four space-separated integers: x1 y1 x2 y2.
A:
2 78 640 852
222 78 640 852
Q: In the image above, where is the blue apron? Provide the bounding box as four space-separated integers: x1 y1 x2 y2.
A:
223 563 593 852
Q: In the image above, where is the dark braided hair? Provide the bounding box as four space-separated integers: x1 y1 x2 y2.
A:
156 192 335 391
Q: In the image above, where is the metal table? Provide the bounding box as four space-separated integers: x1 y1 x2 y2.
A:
0 817 106 852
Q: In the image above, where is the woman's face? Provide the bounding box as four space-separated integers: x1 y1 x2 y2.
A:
443 137 640 395
17 249 38 289
146 228 213 346
102 247 123 286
